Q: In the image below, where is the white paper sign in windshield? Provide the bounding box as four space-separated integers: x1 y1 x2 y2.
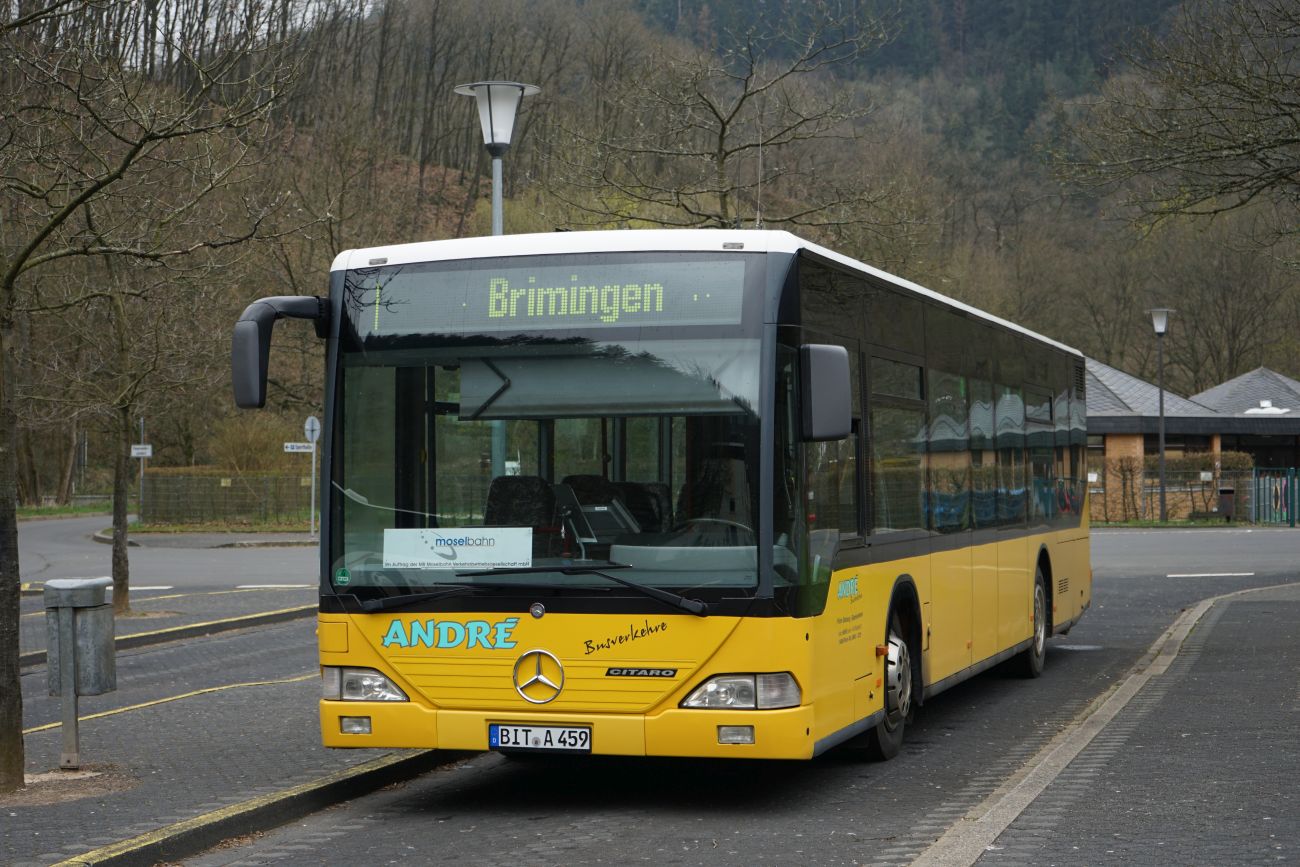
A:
348 259 746 337
383 528 532 570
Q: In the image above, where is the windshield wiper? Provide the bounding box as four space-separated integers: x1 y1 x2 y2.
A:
332 482 439 520
358 585 481 613
456 564 710 617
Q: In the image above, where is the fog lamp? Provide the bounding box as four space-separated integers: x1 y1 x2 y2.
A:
718 725 755 745
340 716 372 735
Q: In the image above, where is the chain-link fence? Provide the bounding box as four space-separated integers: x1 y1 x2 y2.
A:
1088 469 1254 523
142 472 312 524
141 471 497 525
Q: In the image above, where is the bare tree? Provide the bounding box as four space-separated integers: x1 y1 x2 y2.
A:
541 4 894 230
0 0 299 795
1058 0 1300 229
1149 209 1297 393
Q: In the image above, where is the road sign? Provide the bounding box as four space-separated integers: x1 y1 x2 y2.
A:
284 442 314 453
305 415 321 443
131 444 153 459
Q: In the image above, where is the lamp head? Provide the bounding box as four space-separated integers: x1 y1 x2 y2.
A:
454 81 541 156
1149 307 1173 336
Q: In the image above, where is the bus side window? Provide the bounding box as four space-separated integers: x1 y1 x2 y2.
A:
807 420 859 536
870 403 926 533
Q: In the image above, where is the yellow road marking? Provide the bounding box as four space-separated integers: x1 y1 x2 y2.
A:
113 604 316 642
20 586 307 617
23 673 316 735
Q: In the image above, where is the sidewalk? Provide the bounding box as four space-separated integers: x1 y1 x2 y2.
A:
89 528 317 549
7 622 454 867
6 529 464 867
979 582 1300 864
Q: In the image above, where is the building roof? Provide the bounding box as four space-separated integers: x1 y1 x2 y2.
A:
1087 360 1300 436
1191 367 1300 417
1085 358 1218 419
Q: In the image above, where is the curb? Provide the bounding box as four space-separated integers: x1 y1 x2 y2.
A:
19 604 317 669
49 749 470 867
20 582 41 596
89 530 315 548
90 530 139 547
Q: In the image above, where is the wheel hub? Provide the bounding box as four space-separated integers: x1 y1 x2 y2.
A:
1033 584 1046 654
884 631 912 728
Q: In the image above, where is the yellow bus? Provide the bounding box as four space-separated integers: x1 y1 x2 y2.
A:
232 230 1090 760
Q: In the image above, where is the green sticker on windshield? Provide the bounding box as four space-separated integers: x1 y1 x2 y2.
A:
335 568 350 586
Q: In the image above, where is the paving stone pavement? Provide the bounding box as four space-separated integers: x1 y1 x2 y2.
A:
979 584 1299 866
4 597 415 867
7 535 1295 867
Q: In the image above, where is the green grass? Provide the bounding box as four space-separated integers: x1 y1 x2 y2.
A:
18 502 115 519
1093 519 1240 528
129 519 313 534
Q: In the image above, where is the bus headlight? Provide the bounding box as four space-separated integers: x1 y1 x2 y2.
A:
681 673 801 709
322 666 408 702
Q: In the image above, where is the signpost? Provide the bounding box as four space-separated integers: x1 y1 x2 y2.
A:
132 433 151 517
285 415 322 537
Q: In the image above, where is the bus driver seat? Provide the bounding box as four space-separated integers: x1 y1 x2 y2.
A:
483 475 559 556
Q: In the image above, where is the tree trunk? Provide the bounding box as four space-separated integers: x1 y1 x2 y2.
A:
57 423 77 505
16 428 39 506
111 406 131 615
0 324 26 792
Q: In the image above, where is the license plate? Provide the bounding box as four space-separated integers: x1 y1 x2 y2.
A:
489 723 591 752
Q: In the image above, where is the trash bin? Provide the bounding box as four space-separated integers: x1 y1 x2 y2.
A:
1218 487 1235 522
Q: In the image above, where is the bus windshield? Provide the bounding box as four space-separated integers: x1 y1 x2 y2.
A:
329 253 773 599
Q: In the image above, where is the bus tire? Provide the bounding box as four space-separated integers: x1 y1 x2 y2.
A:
1018 566 1048 678
866 611 914 760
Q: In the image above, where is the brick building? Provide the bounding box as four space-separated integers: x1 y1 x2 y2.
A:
1085 361 1300 520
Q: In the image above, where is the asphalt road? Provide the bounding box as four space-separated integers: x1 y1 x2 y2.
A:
17 515 316 590
157 526 1294 867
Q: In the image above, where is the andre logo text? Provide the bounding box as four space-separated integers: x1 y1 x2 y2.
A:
382 617 519 650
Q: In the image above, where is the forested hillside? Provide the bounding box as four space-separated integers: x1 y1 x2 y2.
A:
638 0 1185 156
2 0 1297 502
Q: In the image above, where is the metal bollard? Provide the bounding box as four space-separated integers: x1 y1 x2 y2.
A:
45 577 117 769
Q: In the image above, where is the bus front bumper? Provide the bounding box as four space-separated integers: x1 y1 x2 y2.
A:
321 700 818 760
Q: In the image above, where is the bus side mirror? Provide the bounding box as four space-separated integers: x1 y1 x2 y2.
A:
800 344 850 441
232 296 329 408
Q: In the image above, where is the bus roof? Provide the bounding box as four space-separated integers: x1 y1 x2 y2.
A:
331 229 1082 357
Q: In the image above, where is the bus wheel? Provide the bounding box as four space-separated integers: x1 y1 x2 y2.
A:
867 612 914 760
1018 567 1048 678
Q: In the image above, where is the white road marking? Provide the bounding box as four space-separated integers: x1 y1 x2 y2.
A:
1166 572 1255 578
236 584 313 589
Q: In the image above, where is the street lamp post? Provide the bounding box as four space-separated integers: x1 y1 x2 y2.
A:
454 80 540 236
1150 308 1173 522
455 80 539 478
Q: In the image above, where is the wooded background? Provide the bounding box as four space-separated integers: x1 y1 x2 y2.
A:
5 0 1299 505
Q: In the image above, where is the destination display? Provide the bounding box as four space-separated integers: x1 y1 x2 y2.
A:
346 257 747 337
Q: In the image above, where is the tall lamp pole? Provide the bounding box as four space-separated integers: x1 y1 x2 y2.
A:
1150 308 1173 522
455 80 540 477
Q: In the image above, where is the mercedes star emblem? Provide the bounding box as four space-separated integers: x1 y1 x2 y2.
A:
512 649 565 704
